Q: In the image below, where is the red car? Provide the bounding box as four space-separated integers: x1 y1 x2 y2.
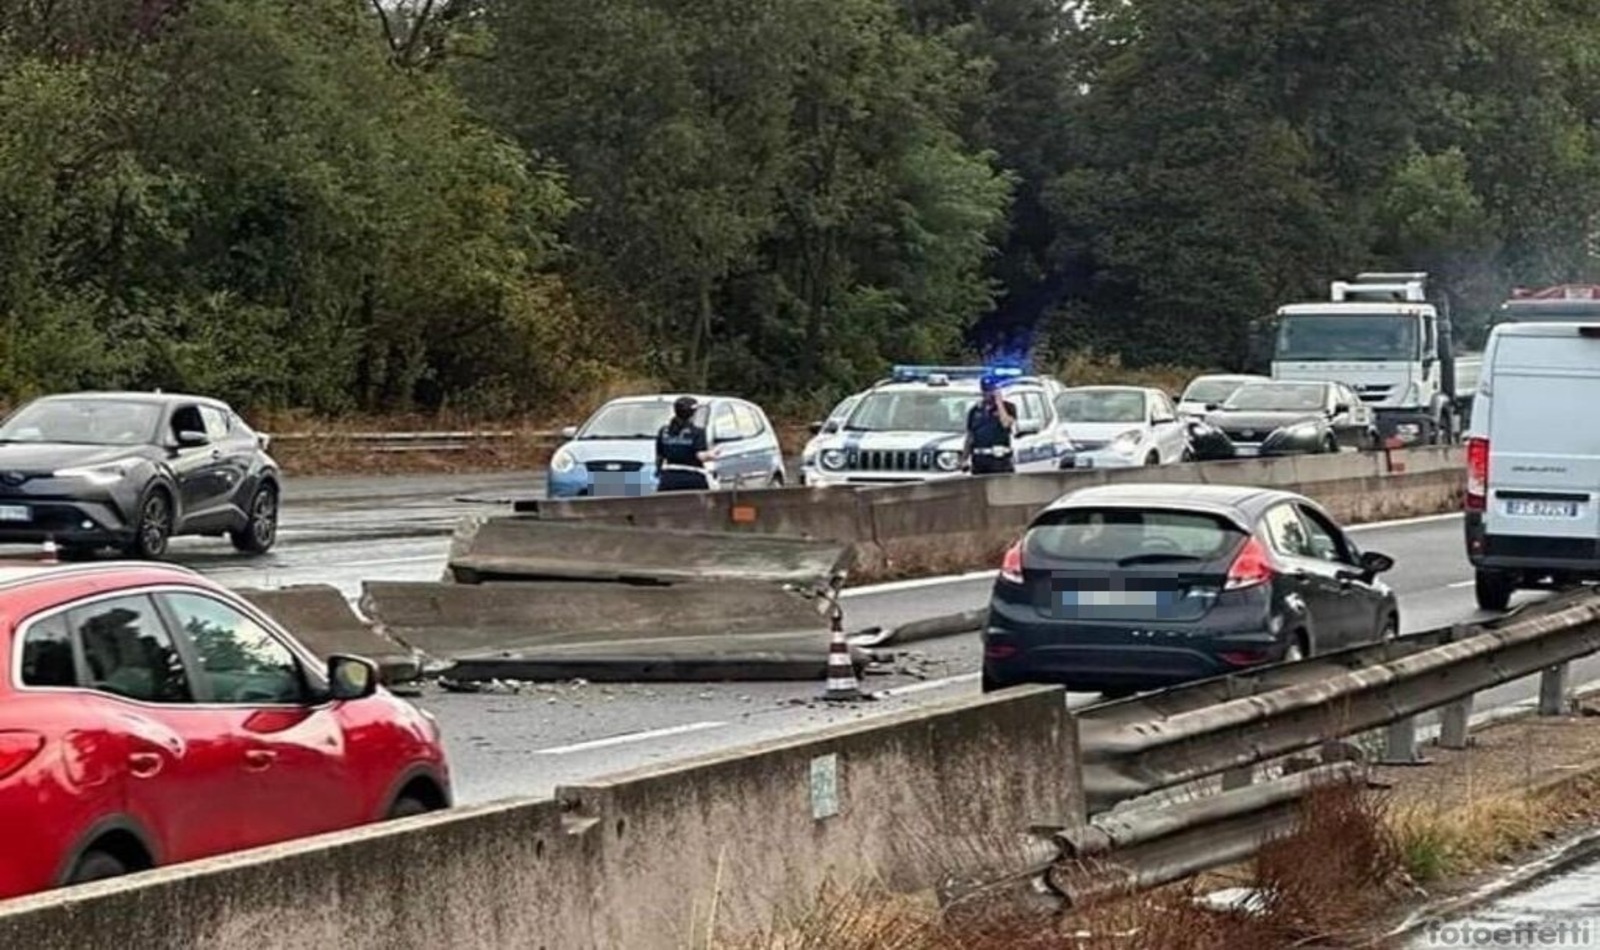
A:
0 560 450 900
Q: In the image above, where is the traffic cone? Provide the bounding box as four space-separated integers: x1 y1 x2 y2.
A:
822 610 863 701
40 537 59 564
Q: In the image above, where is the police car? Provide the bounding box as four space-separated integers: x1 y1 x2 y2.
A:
799 365 1074 487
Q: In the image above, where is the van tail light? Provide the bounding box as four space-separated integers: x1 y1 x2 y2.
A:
1224 536 1275 591
0 731 45 781
1000 540 1024 584
1465 436 1489 512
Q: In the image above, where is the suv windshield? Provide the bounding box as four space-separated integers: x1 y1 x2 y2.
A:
1026 508 1242 564
1056 390 1146 424
579 401 710 439
1275 313 1419 361
0 399 163 447
1182 378 1251 405
1223 383 1326 412
844 391 976 433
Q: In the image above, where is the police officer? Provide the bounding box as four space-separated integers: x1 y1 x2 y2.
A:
963 377 1018 475
656 396 716 492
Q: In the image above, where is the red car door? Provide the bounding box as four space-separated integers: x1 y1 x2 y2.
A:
154 590 360 848
66 593 250 862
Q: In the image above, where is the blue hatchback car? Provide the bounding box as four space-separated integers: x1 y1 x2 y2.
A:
546 394 788 498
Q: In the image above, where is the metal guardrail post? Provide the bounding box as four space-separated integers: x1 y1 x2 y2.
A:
1379 715 1429 765
1540 662 1572 716
1437 623 1474 749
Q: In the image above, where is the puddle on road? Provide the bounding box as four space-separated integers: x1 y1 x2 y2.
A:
1406 854 1600 948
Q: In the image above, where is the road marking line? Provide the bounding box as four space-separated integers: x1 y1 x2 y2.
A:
532 721 726 755
1347 512 1461 532
875 672 980 697
1448 579 1474 589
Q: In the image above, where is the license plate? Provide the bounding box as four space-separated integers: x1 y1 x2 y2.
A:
1233 445 1261 457
0 504 29 522
1061 590 1160 607
1505 499 1579 518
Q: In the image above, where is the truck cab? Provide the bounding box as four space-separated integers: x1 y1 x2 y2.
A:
1270 272 1458 447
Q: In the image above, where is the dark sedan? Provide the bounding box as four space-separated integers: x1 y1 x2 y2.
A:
981 484 1398 696
1202 380 1378 456
0 392 280 558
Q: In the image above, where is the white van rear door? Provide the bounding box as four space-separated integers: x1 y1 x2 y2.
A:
1484 327 1600 541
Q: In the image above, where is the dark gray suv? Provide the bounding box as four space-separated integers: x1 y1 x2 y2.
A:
0 392 280 558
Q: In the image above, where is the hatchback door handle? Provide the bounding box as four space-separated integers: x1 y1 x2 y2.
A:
244 749 277 770
128 752 162 778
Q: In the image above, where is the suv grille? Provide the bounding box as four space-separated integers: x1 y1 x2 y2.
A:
584 460 645 473
847 449 939 472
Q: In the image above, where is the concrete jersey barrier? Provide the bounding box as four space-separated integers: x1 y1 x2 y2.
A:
0 686 1078 950
234 585 418 684
446 515 855 585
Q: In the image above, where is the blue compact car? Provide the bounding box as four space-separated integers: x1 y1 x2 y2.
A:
546 394 787 498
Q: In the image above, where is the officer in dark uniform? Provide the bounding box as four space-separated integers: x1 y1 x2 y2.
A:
963 376 1018 475
655 396 715 492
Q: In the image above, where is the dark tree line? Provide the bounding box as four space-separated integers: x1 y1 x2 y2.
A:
1 0 1595 416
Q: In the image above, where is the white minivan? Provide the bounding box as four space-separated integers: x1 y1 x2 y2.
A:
1464 321 1600 610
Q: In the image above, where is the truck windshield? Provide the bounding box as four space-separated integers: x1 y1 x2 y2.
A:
1275 314 1419 361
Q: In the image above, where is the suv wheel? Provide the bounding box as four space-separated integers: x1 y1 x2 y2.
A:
1475 569 1514 612
230 483 279 554
125 488 173 559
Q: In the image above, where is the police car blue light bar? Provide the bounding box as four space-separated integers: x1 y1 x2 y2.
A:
890 364 1028 383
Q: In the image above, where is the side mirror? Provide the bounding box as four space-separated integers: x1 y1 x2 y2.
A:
1204 403 1220 412
1358 550 1394 575
714 432 740 445
560 425 579 440
176 430 209 448
808 421 824 435
328 654 379 701
256 433 271 451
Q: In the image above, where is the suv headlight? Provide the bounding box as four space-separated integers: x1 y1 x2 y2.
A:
935 450 962 471
821 449 846 470
53 462 132 485
1281 422 1319 438
1112 430 1143 454
550 448 577 474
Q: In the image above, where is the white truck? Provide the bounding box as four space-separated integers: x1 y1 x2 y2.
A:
1270 272 1460 447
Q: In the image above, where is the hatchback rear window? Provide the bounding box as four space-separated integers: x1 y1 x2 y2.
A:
1025 508 1243 562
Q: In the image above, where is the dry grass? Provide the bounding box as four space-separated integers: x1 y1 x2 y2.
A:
709 779 1413 950
1052 349 1213 397
1389 771 1600 884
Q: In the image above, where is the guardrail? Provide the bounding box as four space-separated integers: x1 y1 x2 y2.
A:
1074 590 1600 815
268 430 538 453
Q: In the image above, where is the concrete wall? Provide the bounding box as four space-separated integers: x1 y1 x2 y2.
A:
520 447 1464 579
0 686 1077 950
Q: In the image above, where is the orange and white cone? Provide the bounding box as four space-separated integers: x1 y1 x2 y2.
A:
40 537 59 564
822 614 863 701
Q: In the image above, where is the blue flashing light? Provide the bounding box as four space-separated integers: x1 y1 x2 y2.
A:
890 363 1029 384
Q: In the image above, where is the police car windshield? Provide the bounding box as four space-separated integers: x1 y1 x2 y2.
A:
1056 390 1145 424
578 401 710 439
844 391 974 433
1222 383 1326 412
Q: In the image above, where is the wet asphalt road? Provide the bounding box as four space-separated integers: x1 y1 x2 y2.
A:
6 472 1591 808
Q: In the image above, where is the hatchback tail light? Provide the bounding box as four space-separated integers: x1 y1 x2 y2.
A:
1224 536 1275 590
1465 436 1489 512
1000 540 1024 584
0 731 44 781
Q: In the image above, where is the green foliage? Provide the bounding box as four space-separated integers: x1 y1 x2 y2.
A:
6 0 1600 417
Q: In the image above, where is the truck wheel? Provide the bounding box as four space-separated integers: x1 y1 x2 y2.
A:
1475 569 1514 612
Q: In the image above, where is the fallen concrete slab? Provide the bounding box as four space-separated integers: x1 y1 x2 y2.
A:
360 579 830 660
446 516 854 585
235 585 419 684
443 636 841 684
848 608 988 649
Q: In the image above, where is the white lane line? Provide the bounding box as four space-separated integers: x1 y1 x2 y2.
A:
1347 512 1460 532
532 721 726 755
875 672 980 697
844 570 998 598
1447 579 1474 588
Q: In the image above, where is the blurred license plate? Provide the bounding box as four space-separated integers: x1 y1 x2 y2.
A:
0 505 29 522
1505 499 1578 518
1061 590 1160 607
